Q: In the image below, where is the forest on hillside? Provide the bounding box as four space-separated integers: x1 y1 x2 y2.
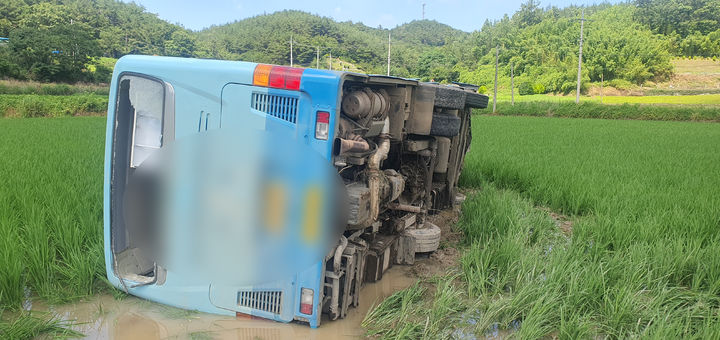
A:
0 0 719 94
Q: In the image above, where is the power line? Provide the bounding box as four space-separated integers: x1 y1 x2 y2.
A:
288 39 343 70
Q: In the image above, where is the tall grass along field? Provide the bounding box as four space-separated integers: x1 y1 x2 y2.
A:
0 95 108 118
0 80 109 96
487 101 720 122
497 93 720 105
0 118 106 312
365 116 720 338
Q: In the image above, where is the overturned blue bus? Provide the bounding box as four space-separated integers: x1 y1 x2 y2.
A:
103 55 488 327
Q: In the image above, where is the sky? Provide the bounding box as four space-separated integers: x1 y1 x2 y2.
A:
122 0 622 32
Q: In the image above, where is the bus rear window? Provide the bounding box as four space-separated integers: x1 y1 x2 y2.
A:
117 74 165 168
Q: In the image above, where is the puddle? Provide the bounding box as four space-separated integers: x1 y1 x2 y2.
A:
32 265 418 339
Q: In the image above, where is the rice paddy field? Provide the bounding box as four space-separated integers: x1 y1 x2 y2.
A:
1 114 719 338
0 117 106 334
364 115 720 338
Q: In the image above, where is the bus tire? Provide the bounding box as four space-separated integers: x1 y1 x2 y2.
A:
433 86 467 109
465 92 489 109
430 113 461 137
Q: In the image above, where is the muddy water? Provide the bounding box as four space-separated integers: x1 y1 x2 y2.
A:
38 265 417 340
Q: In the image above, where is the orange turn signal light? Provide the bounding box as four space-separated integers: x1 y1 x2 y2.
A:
253 64 272 87
253 64 305 90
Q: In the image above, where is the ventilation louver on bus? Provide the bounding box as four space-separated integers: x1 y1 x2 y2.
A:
237 290 283 315
251 93 298 124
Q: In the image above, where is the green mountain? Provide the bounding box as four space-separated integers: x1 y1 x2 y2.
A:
195 11 464 76
0 0 719 91
390 20 469 47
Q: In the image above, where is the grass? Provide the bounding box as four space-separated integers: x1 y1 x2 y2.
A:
600 94 720 105
365 115 720 338
484 100 720 121
0 94 108 118
2 114 719 337
0 312 83 339
0 79 109 96
644 88 720 96
494 93 720 105
363 277 467 339
0 117 106 312
672 58 720 75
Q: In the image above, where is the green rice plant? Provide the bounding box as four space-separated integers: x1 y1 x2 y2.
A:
456 115 720 337
363 282 426 339
367 115 719 338
0 117 105 310
362 276 469 340
0 312 82 339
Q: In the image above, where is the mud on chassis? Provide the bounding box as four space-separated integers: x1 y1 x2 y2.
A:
319 77 488 323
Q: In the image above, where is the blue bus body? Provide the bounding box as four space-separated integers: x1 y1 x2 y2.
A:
105 55 487 327
104 55 344 327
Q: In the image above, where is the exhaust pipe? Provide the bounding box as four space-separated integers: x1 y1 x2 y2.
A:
333 138 370 155
388 203 423 213
368 117 391 221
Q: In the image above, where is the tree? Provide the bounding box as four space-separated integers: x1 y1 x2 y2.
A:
9 23 100 82
165 30 196 57
513 0 543 28
634 0 720 37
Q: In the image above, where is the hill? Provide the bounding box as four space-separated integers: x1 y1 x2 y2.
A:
390 20 469 46
196 11 463 76
0 0 719 91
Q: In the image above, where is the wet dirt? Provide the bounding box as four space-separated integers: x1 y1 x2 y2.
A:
410 205 463 279
33 265 418 339
537 206 573 236
30 209 464 339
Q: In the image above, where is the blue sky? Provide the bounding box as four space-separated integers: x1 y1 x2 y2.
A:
122 0 621 32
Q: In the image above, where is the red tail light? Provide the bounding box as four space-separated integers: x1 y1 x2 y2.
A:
300 288 314 315
315 111 330 140
281 67 304 90
268 66 287 88
254 64 305 91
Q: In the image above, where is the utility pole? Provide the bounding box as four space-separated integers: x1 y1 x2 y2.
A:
329 51 332 70
422 3 426 19
511 62 515 106
493 45 499 113
601 73 604 104
387 32 391 76
290 35 293 67
316 46 320 69
576 8 585 104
